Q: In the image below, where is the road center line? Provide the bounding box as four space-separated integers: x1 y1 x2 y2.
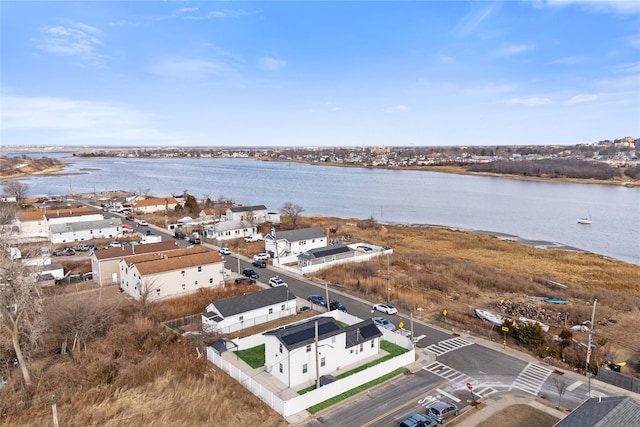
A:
359 385 444 427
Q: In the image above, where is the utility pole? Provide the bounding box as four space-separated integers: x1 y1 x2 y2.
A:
585 298 597 398
386 253 391 303
315 319 320 389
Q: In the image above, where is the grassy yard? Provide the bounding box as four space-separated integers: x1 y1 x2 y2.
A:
235 344 266 369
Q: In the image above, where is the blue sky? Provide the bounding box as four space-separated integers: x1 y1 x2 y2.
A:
1 1 639 147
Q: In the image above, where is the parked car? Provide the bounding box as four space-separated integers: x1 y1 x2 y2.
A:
329 299 347 312
357 245 373 252
242 268 259 279
219 247 231 255
121 210 131 216
307 294 327 307
125 215 135 221
252 259 267 268
189 237 201 245
108 242 122 248
87 244 97 251
52 249 64 257
427 401 459 424
372 317 396 331
399 413 438 427
268 276 287 287
174 231 186 239
234 277 256 285
137 219 149 226
64 248 75 256
373 303 398 315
253 253 269 261
74 244 91 251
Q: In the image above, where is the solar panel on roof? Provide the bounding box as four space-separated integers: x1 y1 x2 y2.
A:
280 321 340 346
310 246 351 257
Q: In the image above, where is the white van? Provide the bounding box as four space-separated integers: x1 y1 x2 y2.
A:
244 233 263 243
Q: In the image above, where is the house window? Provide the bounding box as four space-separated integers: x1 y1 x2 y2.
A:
209 278 213 284
281 304 285 311
181 270 185 276
279 343 283 353
198 266 202 272
321 357 326 367
194 280 198 286
239 316 244 322
302 364 308 374
306 344 311 352
269 308 273 314
156 288 160 296
279 363 283 374
360 343 364 352
371 340 375 348
181 284 186 291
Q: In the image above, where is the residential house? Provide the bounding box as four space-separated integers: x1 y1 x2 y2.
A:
91 241 179 286
202 286 297 334
204 220 259 242
49 218 123 244
45 208 104 225
265 227 327 263
263 317 381 388
16 210 48 239
119 247 225 302
0 194 17 203
198 208 216 222
553 396 640 426
297 245 354 269
132 197 179 214
224 205 269 224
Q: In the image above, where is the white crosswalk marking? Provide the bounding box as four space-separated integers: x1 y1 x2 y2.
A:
422 362 499 401
511 363 553 395
567 380 583 391
426 337 474 356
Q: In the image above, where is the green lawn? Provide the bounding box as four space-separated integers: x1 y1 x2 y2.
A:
234 344 265 369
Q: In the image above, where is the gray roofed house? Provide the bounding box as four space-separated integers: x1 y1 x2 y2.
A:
553 396 640 427
49 218 123 244
224 205 270 224
298 244 354 268
263 315 385 388
202 286 297 334
265 227 328 260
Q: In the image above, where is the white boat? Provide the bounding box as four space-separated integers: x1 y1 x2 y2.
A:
578 209 592 224
518 317 550 332
474 308 505 327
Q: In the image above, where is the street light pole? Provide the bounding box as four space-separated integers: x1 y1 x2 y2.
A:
585 298 597 398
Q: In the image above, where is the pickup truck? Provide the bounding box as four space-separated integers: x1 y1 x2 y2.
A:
244 233 263 243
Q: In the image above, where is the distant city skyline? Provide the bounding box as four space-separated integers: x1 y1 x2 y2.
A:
1 1 639 147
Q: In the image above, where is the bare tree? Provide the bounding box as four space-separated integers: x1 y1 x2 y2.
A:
553 377 568 409
2 181 29 201
280 202 304 227
0 205 45 388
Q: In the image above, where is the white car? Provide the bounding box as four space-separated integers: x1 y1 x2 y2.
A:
108 242 122 248
137 219 149 226
254 253 269 261
373 303 398 315
219 247 231 255
268 276 287 287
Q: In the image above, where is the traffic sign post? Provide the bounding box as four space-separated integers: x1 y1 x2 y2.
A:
502 326 509 349
466 383 477 406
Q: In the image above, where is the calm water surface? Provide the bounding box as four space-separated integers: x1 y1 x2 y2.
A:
5 155 640 265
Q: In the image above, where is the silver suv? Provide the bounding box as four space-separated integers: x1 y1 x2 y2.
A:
428 401 459 423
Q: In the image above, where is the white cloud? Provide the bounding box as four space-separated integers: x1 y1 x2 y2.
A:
565 94 598 104
2 95 169 142
437 54 454 63
177 7 199 14
507 96 553 106
494 44 532 56
148 57 237 80
258 57 286 71
382 105 410 113
541 0 640 14
451 2 500 37
623 34 640 48
552 56 587 64
33 22 103 59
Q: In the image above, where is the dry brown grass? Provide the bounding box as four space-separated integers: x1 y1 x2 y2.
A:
474 404 559 427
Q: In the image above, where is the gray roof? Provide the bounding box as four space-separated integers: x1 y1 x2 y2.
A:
208 286 296 318
554 396 640 427
298 244 352 260
206 220 250 232
269 227 326 243
265 317 343 351
344 318 382 348
229 205 267 213
49 218 123 234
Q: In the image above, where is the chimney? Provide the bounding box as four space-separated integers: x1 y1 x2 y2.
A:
132 245 135 255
